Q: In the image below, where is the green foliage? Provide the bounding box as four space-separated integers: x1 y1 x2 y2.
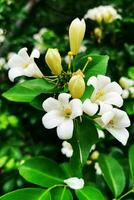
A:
98 154 126 198
0 0 134 199
75 185 105 200
129 144 134 186
3 79 56 102
0 188 48 200
51 188 73 200
19 157 66 187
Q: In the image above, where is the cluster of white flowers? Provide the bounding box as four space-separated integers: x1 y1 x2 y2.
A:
119 77 134 99
42 75 130 146
0 28 5 43
7 18 130 148
6 17 131 191
84 5 121 24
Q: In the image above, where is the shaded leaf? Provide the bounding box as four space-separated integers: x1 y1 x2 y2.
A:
3 79 56 102
0 188 47 200
76 185 105 200
99 154 126 197
19 157 66 188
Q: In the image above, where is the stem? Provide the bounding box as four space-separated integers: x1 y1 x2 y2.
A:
68 51 73 72
82 56 92 72
117 188 134 200
43 184 66 194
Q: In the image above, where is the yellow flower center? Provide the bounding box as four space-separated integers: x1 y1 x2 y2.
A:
94 90 105 101
64 108 72 118
23 63 29 68
108 120 114 126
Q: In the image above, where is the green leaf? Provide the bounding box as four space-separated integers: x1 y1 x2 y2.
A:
129 144 134 186
84 55 109 80
128 66 134 79
38 190 51 200
0 156 8 168
30 94 45 110
98 154 126 197
2 79 56 103
70 116 98 176
76 185 105 200
75 116 98 165
51 187 73 200
19 157 66 188
73 54 109 80
0 188 48 200
80 85 94 102
123 100 134 115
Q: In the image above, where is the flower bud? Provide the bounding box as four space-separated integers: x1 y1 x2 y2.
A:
119 77 134 89
68 73 85 98
69 18 86 55
94 28 102 39
90 151 99 160
103 12 113 23
45 48 62 75
122 89 129 99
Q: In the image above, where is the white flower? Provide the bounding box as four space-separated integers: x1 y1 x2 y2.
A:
84 5 121 23
42 93 83 140
94 162 102 175
8 47 43 81
61 141 73 158
119 77 134 89
95 108 130 145
83 75 123 116
64 177 84 190
122 89 129 99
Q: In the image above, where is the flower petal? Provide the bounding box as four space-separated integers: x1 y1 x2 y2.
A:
8 67 24 82
30 48 40 58
24 63 43 78
98 102 113 115
101 111 114 125
42 97 61 112
97 75 111 89
58 93 71 105
8 54 26 68
101 92 123 107
69 99 83 119
57 118 73 140
64 177 84 190
106 127 129 145
104 82 123 95
87 76 97 88
113 108 130 128
83 99 98 116
18 47 30 63
42 110 64 129
61 141 73 158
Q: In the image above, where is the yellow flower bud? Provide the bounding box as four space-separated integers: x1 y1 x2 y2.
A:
45 48 62 75
94 28 102 38
69 18 86 55
103 12 113 23
68 73 85 98
90 151 99 161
